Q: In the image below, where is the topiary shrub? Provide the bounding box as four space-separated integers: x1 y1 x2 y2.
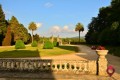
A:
15 40 26 49
53 41 59 47
43 41 54 49
31 40 38 47
53 41 57 47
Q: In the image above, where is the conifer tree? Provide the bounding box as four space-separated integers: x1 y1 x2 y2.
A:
0 4 7 45
2 25 11 46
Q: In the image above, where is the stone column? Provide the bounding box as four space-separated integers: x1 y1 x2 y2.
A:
97 50 108 76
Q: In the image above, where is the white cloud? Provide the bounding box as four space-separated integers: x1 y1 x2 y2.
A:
63 26 69 31
50 26 61 34
36 23 42 28
47 24 88 37
44 2 53 8
62 25 76 33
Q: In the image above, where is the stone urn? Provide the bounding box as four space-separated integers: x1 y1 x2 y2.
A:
96 50 108 58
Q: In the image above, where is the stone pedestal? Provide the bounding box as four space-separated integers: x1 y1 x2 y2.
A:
96 50 108 76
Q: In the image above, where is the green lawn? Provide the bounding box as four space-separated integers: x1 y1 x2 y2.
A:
0 45 78 58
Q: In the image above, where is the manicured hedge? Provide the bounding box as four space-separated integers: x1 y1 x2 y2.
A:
43 41 54 49
15 40 26 49
31 41 38 47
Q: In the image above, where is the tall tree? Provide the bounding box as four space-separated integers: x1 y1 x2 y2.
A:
85 0 120 45
2 25 11 46
0 5 7 45
33 34 40 42
10 16 20 43
10 16 30 44
28 22 37 43
75 23 84 42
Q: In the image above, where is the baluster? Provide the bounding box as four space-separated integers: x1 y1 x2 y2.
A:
69 62 72 71
6 62 9 69
59 61 62 71
64 63 67 71
82 63 85 72
2 62 4 68
79 63 82 71
9 62 12 69
30 62 33 70
24 62 28 70
8 62 11 70
11 62 14 69
16 62 20 69
45 62 49 70
74 62 77 71
19 62 23 70
33 62 36 70
84 62 88 71
54 63 58 71
38 62 41 69
23 62 26 70
40 62 43 70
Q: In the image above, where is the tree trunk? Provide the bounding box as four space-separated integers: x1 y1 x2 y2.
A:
32 30 33 43
79 30 80 43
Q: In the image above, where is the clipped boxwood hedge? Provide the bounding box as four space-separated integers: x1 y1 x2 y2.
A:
31 41 38 47
53 41 59 47
43 41 54 49
15 40 26 49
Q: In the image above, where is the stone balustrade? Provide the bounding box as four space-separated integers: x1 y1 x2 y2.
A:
0 59 96 74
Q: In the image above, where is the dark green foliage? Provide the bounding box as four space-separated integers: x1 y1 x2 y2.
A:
85 0 120 45
0 5 7 46
15 40 26 49
106 46 120 57
10 16 30 45
2 26 11 46
53 41 59 47
56 42 59 46
53 41 57 47
31 40 38 47
43 41 54 49
75 23 84 42
33 34 40 42
28 22 37 43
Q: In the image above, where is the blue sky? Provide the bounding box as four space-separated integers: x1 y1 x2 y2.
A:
0 0 111 38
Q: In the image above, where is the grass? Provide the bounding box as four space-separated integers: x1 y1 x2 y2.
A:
0 45 78 58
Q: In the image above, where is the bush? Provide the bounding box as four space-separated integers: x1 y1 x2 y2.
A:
43 41 54 49
53 41 59 47
31 41 38 47
15 40 26 49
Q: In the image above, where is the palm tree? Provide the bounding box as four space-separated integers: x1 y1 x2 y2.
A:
28 22 37 43
75 23 84 43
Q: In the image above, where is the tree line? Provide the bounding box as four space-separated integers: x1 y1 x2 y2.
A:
85 0 120 46
0 4 38 46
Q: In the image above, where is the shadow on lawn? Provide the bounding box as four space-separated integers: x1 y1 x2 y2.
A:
57 45 79 52
0 49 56 80
0 49 40 58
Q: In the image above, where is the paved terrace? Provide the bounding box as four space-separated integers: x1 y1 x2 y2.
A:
0 45 120 80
